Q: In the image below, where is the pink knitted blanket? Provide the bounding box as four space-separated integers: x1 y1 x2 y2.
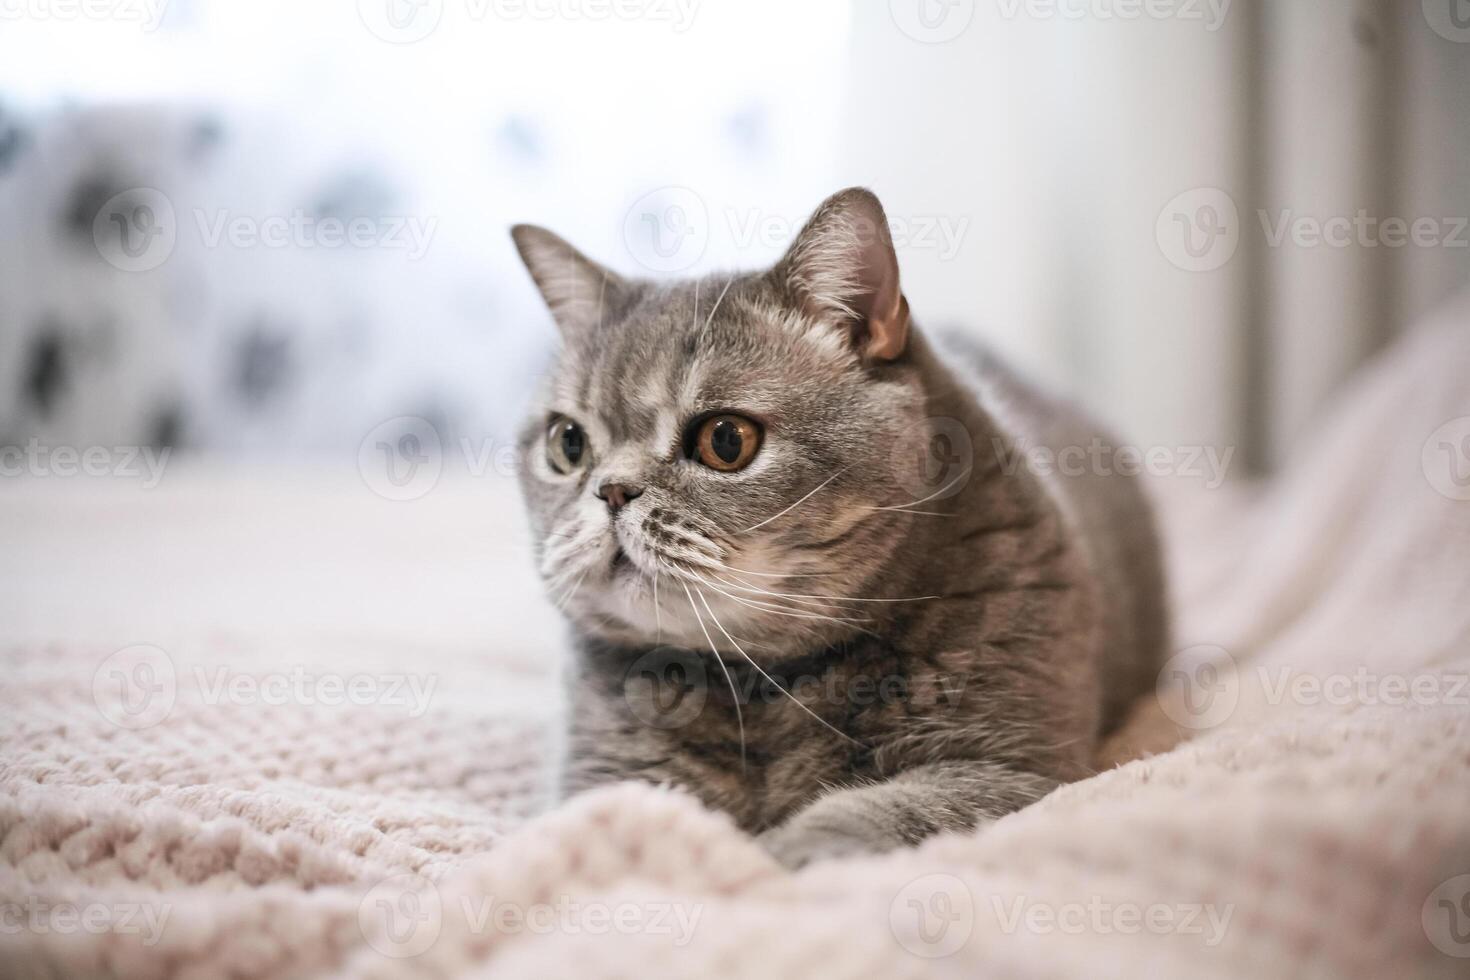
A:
3 304 1469 978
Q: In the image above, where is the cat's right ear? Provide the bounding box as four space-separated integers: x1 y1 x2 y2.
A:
510 225 625 336
771 188 910 364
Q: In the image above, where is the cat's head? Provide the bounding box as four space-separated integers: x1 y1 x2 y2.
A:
514 188 932 655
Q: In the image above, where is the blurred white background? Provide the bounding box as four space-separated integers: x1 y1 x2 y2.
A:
1 0 1467 475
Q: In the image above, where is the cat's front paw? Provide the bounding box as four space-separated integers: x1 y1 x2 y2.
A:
757 821 891 871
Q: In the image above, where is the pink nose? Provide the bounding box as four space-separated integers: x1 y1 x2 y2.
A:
595 481 642 512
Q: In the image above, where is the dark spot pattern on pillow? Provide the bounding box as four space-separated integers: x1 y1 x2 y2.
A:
63 174 132 243
24 322 68 420
232 321 295 409
150 403 186 449
189 115 225 164
309 170 399 224
0 104 27 176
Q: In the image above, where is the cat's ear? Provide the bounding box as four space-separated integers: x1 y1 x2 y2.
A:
772 188 910 362
511 224 625 336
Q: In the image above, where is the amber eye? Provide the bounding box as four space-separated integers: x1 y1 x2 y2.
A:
546 417 589 474
694 415 761 472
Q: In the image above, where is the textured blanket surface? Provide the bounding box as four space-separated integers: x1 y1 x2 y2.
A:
3 304 1470 978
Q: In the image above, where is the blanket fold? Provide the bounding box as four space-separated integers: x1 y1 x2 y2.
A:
3 299 1469 978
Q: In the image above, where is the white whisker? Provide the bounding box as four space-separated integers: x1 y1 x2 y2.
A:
717 572 940 605
740 465 852 534
597 271 607 330
702 277 733 335
683 570 877 633
553 566 591 612
659 542 725 567
652 569 663 642
542 559 585 592
719 566 829 580
710 574 861 613
867 468 972 512
654 550 728 576
695 587 865 748
678 578 746 772
697 575 867 621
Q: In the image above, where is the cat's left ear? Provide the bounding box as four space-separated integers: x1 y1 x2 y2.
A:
511 224 625 336
772 187 910 362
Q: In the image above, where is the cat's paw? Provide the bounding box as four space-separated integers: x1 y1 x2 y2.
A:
757 822 890 871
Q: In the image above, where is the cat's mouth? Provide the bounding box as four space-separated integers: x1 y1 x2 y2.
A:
609 547 633 574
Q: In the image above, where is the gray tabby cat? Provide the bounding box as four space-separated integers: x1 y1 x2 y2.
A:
512 188 1167 869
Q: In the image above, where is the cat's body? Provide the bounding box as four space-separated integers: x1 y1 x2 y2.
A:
513 189 1167 867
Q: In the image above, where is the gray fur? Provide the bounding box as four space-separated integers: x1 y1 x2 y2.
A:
512 189 1168 869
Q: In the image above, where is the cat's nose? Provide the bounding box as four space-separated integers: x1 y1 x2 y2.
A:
595 480 643 512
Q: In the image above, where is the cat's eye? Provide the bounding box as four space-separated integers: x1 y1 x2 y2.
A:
546 418 589 474
693 415 762 472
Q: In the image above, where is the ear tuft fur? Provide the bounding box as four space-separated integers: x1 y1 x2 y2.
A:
772 188 910 362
